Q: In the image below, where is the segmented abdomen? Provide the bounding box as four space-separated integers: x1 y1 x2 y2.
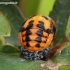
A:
18 15 56 51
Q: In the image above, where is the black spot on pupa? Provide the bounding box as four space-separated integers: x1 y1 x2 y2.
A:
35 43 40 48
53 26 56 35
51 22 56 34
25 36 30 41
35 36 41 42
37 21 45 30
26 42 30 47
26 20 34 30
20 27 25 32
39 21 44 25
26 30 31 35
42 16 48 20
44 41 46 43
45 29 52 34
36 29 43 36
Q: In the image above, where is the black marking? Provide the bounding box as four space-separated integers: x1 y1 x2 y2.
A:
25 36 30 41
26 30 31 35
45 29 52 34
35 36 41 42
39 21 44 25
42 16 48 20
35 43 40 48
37 21 45 30
26 20 34 30
44 41 46 43
20 27 25 32
53 26 56 35
51 22 56 35
26 42 30 47
36 29 43 36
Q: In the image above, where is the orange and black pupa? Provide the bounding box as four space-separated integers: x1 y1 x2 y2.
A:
18 15 56 60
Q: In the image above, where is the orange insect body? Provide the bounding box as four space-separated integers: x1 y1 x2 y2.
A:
18 15 56 52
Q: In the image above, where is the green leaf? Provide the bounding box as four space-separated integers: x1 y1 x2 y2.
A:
0 11 11 36
2 45 19 53
0 53 44 70
0 39 4 51
59 66 70 70
0 11 11 52
66 15 70 37
52 45 70 64
0 0 25 46
0 0 25 53
49 0 70 45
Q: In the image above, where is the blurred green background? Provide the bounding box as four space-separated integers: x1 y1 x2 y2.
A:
18 0 55 18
